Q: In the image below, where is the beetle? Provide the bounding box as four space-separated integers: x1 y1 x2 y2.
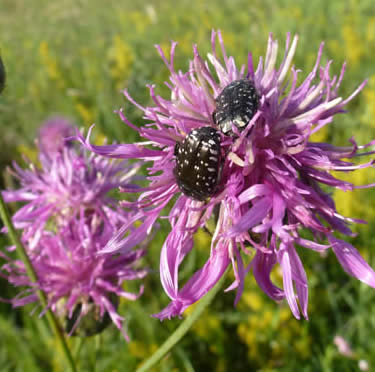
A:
174 127 222 201
213 79 259 136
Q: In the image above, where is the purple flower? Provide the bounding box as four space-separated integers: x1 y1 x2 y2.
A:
78 31 375 320
1 118 150 338
1 216 147 340
2 119 141 247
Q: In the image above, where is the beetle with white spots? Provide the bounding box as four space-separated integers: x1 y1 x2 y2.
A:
174 127 223 201
213 79 259 136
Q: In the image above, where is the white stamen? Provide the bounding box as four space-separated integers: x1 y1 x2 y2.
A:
278 35 299 84
228 152 245 167
292 97 343 123
207 53 228 80
298 81 325 111
262 38 279 85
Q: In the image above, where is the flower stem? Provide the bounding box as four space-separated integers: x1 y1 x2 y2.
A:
136 271 227 372
0 193 77 372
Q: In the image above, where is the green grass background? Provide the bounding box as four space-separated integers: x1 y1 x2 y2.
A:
1 0 375 371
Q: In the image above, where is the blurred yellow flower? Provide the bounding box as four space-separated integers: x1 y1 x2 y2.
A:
107 35 134 90
333 167 375 222
341 25 364 67
128 10 151 34
366 17 375 42
237 279 311 366
39 41 64 88
75 103 94 124
129 340 158 359
362 75 375 128
193 229 212 251
310 124 329 143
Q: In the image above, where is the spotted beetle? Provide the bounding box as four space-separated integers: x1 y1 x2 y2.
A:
174 127 222 201
213 79 259 136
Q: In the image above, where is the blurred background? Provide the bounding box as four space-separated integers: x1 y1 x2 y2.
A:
1 0 375 371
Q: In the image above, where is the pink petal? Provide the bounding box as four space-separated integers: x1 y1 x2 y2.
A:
329 236 375 288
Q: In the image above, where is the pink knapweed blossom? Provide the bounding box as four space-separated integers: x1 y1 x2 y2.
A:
1 118 148 338
1 216 147 339
2 118 141 248
78 31 375 320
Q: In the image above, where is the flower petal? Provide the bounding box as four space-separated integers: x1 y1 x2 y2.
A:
228 197 272 235
278 247 300 319
329 236 375 288
288 246 308 319
154 245 230 320
253 250 284 301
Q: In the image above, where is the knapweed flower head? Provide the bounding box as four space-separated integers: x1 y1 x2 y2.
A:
1 118 150 339
79 31 375 320
0 216 147 339
2 118 140 246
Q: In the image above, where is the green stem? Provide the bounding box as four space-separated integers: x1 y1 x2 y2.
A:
73 337 85 360
136 271 227 372
0 193 77 372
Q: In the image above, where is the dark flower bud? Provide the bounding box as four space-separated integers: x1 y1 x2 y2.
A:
65 295 119 337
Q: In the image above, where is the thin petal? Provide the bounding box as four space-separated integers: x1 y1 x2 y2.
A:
253 250 284 301
228 197 272 235
76 126 164 159
288 247 309 319
279 248 300 319
154 246 230 320
329 236 375 288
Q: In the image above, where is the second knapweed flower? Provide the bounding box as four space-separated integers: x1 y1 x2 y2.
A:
79 31 375 320
1 215 147 339
2 117 141 247
1 117 149 338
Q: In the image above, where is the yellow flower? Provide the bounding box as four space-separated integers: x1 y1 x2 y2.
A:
241 291 263 311
128 340 148 358
39 41 64 88
333 167 375 223
75 103 94 125
362 75 375 128
107 36 134 90
128 341 158 359
366 17 375 42
193 229 211 251
341 25 364 66
310 124 329 143
128 10 150 34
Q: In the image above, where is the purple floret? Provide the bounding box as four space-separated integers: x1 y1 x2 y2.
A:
78 31 375 320
3 120 141 248
1 118 148 338
1 216 147 339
